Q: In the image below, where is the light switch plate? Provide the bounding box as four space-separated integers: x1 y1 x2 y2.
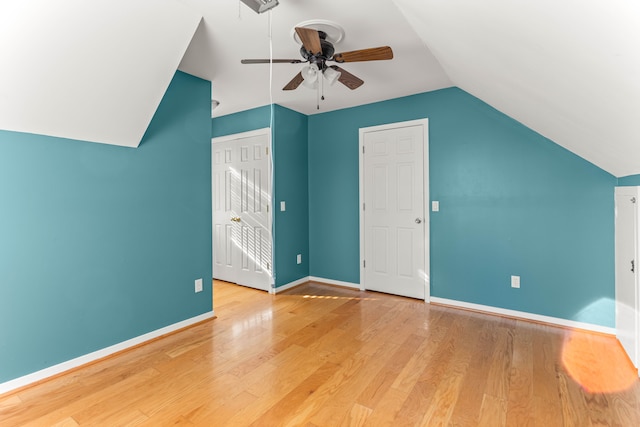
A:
280 201 286 211
195 278 203 293
297 254 302 264
432 201 440 212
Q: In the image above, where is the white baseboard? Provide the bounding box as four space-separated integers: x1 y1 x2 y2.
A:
0 311 215 396
274 276 361 293
274 276 311 293
430 297 616 335
309 276 361 290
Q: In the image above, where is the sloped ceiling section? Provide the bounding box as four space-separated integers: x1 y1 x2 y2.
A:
0 0 202 148
393 0 640 177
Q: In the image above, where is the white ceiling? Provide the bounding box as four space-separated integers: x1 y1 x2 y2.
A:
1 0 638 177
392 0 640 177
0 0 201 148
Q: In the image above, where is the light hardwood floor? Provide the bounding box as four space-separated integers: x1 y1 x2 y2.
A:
1 280 639 426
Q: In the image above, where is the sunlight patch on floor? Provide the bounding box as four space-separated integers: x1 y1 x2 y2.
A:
562 331 638 394
301 294 377 301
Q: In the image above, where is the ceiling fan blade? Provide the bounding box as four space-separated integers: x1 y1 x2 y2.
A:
332 46 393 63
330 66 364 90
283 72 305 91
241 59 304 64
295 27 322 55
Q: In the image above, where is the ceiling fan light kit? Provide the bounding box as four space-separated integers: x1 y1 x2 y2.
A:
239 0 279 14
301 63 319 89
322 66 341 86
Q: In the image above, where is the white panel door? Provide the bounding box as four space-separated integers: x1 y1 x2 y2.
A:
361 121 428 300
615 187 639 369
212 129 272 291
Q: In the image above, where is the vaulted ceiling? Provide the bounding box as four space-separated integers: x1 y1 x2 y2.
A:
391 0 640 177
1 0 638 177
0 0 202 148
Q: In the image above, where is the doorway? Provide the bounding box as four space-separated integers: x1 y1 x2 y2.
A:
615 186 639 369
359 119 429 300
212 128 273 292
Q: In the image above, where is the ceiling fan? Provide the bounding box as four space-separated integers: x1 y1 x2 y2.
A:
241 26 393 91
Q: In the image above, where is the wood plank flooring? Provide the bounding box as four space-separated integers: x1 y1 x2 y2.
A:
1 280 639 426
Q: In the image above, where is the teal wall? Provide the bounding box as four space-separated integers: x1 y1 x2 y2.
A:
2 75 618 385
272 105 309 286
211 105 271 138
618 175 640 186
308 88 616 327
212 105 310 287
0 71 213 383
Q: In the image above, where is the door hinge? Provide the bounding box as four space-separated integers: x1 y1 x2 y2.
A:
363 260 366 268
267 204 269 213
362 146 365 154
266 146 269 155
267 262 270 270
363 203 365 211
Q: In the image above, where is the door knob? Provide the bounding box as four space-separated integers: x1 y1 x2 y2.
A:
231 217 241 222
415 218 422 224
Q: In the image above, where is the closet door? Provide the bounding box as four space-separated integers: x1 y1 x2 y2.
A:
615 186 639 370
212 129 273 292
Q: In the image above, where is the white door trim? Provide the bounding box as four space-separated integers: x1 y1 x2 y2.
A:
358 119 430 302
614 185 640 371
211 127 274 292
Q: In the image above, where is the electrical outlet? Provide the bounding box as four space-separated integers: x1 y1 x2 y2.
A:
195 278 203 293
297 254 302 264
511 275 520 289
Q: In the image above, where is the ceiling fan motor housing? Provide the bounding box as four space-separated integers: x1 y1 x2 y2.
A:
299 31 335 70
